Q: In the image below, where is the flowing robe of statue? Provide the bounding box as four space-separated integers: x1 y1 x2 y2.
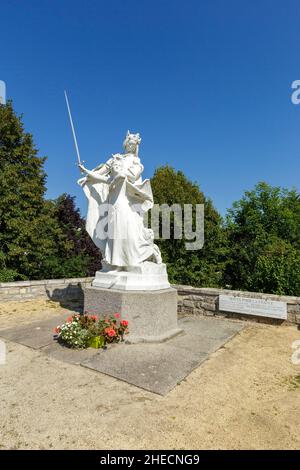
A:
78 145 161 269
75 132 176 339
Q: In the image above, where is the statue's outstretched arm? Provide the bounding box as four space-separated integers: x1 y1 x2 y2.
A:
78 163 109 183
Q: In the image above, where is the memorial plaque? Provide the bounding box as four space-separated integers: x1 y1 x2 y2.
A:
219 294 287 320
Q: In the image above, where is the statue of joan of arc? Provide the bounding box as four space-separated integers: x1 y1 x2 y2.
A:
78 131 162 271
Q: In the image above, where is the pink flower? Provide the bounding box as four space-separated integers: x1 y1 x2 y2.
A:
90 315 99 321
121 320 129 327
53 326 60 334
66 316 73 323
105 327 116 338
114 313 121 319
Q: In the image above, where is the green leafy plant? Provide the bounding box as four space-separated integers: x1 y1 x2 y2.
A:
53 313 129 349
151 165 227 288
224 182 300 295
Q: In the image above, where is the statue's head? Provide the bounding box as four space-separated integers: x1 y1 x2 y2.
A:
123 130 141 154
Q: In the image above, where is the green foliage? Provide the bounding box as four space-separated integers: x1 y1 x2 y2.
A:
151 166 227 287
224 182 300 295
0 251 22 281
55 314 129 349
54 194 102 276
1 102 300 296
0 101 101 281
0 101 54 279
0 267 25 282
57 315 93 349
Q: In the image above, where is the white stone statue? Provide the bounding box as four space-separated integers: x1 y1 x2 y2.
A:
78 131 169 290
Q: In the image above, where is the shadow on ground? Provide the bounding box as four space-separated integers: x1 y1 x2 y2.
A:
45 283 84 313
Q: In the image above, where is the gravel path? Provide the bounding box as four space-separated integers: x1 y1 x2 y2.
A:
0 300 300 449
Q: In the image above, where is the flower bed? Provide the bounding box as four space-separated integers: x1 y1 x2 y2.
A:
53 313 129 349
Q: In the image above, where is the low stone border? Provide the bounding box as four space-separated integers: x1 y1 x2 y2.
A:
0 278 93 303
1 278 300 325
175 285 300 325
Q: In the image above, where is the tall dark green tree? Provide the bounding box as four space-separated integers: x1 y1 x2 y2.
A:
0 101 68 280
224 182 300 295
151 166 227 287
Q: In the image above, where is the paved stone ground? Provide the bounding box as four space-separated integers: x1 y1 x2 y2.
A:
1 302 300 449
0 315 244 395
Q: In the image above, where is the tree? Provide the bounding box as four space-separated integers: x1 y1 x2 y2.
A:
0 101 102 281
54 194 102 276
151 166 227 287
0 101 64 280
224 182 300 295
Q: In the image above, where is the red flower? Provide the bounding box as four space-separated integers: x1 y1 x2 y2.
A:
53 326 61 334
105 327 116 337
66 316 73 323
114 313 121 319
90 315 99 321
120 320 129 327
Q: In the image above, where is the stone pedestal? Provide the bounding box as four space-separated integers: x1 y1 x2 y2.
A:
92 262 170 291
83 286 182 343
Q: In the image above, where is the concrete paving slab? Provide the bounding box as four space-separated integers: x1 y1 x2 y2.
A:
178 316 244 339
41 341 101 365
81 343 206 395
0 312 244 395
0 314 66 349
169 332 228 355
81 317 244 395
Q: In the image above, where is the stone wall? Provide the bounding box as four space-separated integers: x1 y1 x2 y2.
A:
175 285 300 325
0 278 93 303
1 278 300 325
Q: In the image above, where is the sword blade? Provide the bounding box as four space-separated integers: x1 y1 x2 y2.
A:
64 90 81 165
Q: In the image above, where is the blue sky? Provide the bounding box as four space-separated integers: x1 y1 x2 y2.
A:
1 0 299 216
